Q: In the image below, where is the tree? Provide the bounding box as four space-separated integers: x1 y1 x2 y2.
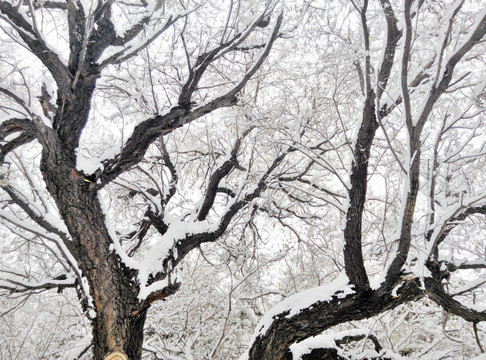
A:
0 1 284 358
1 0 486 359
244 0 486 359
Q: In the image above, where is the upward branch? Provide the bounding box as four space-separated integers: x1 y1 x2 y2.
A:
343 0 377 290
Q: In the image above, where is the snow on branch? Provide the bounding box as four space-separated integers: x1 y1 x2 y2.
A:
424 277 486 323
98 9 191 68
0 117 36 163
0 269 75 294
137 146 290 302
290 329 384 360
253 273 354 338
426 195 486 257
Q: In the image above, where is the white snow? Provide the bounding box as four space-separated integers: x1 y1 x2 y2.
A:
290 333 335 359
290 329 373 359
253 273 354 337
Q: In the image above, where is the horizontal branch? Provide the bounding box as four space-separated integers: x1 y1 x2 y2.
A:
0 273 75 294
247 278 424 360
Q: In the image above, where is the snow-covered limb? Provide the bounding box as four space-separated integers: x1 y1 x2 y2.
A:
138 146 289 302
290 329 384 360
424 277 486 323
253 273 354 337
245 276 424 360
426 195 486 258
414 9 486 133
0 117 36 163
0 268 75 294
98 10 191 67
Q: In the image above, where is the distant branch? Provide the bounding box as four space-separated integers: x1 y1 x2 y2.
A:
0 273 75 294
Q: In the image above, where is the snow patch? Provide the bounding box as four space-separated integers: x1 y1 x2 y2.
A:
253 273 354 337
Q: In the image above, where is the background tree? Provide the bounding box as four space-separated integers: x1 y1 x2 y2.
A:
0 0 284 358
244 0 486 359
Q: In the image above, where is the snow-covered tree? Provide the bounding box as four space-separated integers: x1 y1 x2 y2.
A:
1 0 486 359
0 0 284 358
245 1 486 359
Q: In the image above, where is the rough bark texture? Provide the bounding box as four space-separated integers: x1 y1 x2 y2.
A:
248 281 424 360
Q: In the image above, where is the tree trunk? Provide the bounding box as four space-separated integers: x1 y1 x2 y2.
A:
92 307 148 360
40 153 149 359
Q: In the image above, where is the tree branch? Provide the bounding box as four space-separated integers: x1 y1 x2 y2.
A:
425 277 486 323
0 117 36 164
196 126 254 221
0 2 72 91
0 273 75 294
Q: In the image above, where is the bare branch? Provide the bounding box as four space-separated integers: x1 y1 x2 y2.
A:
0 273 75 294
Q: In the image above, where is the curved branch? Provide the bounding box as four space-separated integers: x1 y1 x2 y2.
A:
246 279 424 360
425 277 486 323
0 118 36 164
427 202 486 258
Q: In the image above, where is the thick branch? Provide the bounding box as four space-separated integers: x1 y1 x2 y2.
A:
343 90 376 289
425 277 486 323
196 127 254 221
247 279 423 360
384 7 486 288
376 0 402 102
